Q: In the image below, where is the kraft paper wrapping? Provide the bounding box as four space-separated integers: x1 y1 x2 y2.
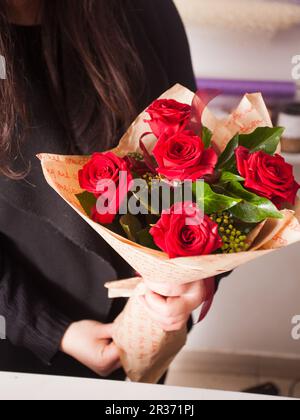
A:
39 85 300 384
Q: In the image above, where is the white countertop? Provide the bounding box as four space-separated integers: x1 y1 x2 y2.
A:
0 372 292 400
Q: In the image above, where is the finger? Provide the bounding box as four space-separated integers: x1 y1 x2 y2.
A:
144 291 188 318
141 296 188 327
144 280 190 297
100 360 123 378
144 280 207 304
142 299 188 332
183 281 206 301
101 342 120 367
97 323 115 340
163 281 207 312
184 282 207 311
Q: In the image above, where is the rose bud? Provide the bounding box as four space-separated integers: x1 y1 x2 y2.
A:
146 99 191 138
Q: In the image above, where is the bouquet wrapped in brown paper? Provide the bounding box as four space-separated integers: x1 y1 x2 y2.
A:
39 85 300 384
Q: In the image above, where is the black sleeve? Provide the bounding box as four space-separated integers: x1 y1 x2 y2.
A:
0 235 71 364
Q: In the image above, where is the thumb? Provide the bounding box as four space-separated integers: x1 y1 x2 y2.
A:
97 323 115 339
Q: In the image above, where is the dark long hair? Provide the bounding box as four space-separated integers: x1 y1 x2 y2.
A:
0 0 143 178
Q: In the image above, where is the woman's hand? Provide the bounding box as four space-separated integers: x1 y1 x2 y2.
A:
140 280 210 332
60 321 121 377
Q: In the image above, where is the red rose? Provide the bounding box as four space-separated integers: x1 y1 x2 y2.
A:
153 130 218 181
150 202 223 258
79 152 133 224
236 146 300 207
90 205 114 225
146 99 191 138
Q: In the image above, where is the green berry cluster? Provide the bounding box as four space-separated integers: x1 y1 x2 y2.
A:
211 212 250 254
128 152 144 161
142 173 162 188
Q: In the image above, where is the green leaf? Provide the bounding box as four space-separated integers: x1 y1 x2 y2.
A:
76 192 97 217
217 134 239 170
219 171 245 184
216 127 284 172
226 182 283 223
193 182 242 214
239 127 284 155
136 228 160 250
202 126 213 148
119 214 143 242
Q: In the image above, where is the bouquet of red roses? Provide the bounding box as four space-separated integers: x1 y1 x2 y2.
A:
39 85 300 383
77 96 299 259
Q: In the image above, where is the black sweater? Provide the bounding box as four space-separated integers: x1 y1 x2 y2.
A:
0 0 196 378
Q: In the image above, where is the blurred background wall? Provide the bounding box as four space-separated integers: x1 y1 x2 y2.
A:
174 0 300 359
175 0 300 81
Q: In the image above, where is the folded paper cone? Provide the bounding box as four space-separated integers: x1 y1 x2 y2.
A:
112 285 187 383
39 85 300 383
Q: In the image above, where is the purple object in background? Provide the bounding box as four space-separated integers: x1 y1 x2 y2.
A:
197 79 296 99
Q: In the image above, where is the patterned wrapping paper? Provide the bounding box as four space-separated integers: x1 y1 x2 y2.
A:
39 85 300 383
